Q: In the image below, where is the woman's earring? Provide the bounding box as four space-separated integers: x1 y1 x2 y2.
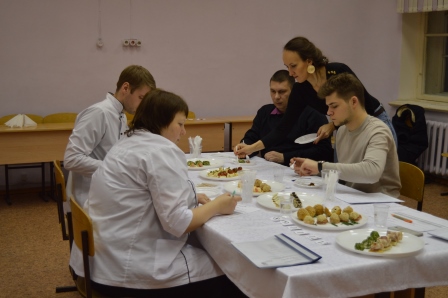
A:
307 65 315 74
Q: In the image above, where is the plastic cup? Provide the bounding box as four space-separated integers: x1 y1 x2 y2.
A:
273 167 285 183
240 169 256 203
374 204 390 229
189 145 202 158
279 195 293 218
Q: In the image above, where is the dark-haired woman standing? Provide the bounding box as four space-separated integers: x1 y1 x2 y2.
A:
236 36 397 158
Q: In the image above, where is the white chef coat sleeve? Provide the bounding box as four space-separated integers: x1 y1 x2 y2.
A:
145 147 194 238
64 106 106 177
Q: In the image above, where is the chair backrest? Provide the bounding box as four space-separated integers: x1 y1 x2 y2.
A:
43 113 77 123
53 160 70 241
399 161 425 211
70 196 94 298
70 197 95 256
187 111 196 119
124 111 133 125
0 114 43 124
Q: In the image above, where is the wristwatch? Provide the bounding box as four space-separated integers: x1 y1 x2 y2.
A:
317 161 325 173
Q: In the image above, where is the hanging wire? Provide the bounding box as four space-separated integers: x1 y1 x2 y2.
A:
98 0 102 39
129 0 133 39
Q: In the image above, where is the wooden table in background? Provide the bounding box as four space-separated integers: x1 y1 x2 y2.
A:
179 118 226 152
217 115 253 150
0 123 74 165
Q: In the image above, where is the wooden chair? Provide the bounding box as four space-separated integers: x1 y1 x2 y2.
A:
56 197 95 298
187 111 196 119
43 112 77 123
0 114 45 204
399 161 425 211
43 113 77 200
441 153 448 196
53 160 70 242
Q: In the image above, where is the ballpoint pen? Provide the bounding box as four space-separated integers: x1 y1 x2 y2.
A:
391 214 413 223
231 190 236 198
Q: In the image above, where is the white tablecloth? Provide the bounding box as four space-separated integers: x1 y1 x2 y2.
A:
189 153 448 298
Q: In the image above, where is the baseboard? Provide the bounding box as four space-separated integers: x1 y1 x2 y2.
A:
0 185 52 196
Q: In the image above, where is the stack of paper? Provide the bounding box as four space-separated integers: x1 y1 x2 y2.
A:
232 233 321 268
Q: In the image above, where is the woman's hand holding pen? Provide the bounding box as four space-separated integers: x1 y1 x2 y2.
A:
214 192 241 215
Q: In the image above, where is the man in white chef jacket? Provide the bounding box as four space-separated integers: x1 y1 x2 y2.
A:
64 65 156 208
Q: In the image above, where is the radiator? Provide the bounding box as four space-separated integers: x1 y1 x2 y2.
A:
417 120 448 176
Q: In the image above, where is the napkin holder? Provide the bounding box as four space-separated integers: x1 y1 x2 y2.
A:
4 114 37 128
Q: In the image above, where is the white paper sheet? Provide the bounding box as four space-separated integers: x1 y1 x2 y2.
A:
336 192 403 204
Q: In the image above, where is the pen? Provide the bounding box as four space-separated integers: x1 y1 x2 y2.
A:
392 214 413 223
231 190 236 198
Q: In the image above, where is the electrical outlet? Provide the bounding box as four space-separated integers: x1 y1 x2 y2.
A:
123 39 141 47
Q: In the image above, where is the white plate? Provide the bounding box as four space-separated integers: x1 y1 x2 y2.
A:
187 158 225 170
291 211 368 231
294 177 323 188
294 133 318 144
199 168 241 181
223 180 285 197
256 192 323 210
197 188 221 199
336 229 424 257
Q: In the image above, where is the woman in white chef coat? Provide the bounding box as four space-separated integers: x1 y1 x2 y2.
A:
70 89 245 297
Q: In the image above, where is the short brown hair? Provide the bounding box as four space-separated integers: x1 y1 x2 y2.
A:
284 37 328 68
318 73 365 108
127 89 188 136
116 65 156 93
270 70 295 89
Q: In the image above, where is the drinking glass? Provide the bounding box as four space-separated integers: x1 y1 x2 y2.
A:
279 195 293 218
240 169 256 203
374 204 390 229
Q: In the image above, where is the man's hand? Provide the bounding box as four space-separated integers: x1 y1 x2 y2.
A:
315 122 335 144
264 151 284 164
290 157 319 176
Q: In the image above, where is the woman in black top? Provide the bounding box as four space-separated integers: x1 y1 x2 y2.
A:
235 36 397 157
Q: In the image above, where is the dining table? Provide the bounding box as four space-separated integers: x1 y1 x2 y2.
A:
187 152 448 298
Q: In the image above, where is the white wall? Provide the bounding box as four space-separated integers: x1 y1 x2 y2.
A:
0 0 402 187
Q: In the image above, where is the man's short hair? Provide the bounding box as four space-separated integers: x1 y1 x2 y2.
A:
270 70 295 89
116 65 156 93
318 73 365 108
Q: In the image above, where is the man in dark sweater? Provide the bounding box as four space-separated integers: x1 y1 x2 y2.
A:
241 70 333 166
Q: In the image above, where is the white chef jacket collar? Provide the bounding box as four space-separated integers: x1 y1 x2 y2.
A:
107 92 125 114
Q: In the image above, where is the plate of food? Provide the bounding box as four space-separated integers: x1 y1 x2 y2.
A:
294 177 323 188
256 192 305 210
336 229 424 257
291 204 367 231
294 133 318 144
187 158 224 170
224 179 284 197
198 167 243 181
231 158 257 166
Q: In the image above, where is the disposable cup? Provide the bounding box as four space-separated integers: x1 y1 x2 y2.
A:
273 167 285 183
189 145 202 158
374 204 390 229
240 169 256 203
279 195 293 218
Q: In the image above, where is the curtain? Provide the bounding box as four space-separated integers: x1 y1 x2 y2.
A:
397 0 448 12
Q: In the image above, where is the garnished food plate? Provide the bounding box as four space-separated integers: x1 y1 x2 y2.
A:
256 192 322 210
336 229 424 257
294 177 323 188
224 180 284 197
187 158 224 170
291 211 367 231
198 167 242 181
231 159 257 166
